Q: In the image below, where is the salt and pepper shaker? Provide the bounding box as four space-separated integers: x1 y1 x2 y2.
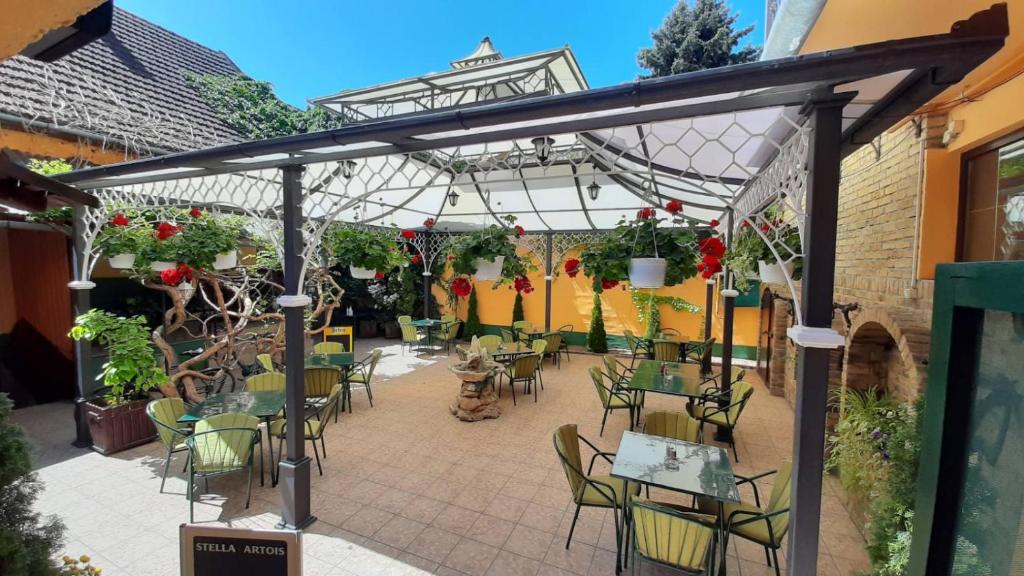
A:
664 444 679 470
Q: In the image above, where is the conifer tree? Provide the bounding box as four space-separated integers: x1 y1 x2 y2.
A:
587 294 608 353
512 292 525 324
638 0 760 78
464 288 483 339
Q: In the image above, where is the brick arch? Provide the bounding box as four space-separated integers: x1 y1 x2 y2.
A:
842 308 929 401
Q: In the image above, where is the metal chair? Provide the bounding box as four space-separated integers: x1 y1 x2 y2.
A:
660 327 681 337
588 366 636 436
501 353 542 404
542 332 565 368
256 353 277 373
345 349 382 412
313 341 345 355
629 500 718 575
643 410 701 443
477 335 503 354
623 329 651 368
556 323 573 362
146 398 190 493
272 384 343 476
304 366 340 408
186 413 261 522
652 340 683 362
688 381 755 461
455 345 469 361
500 328 517 344
512 320 533 341
245 371 285 392
399 320 424 354
438 320 462 354
531 339 547 388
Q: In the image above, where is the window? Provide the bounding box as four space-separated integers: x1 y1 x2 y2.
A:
961 136 1024 261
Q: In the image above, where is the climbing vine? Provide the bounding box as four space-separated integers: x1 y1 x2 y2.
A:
630 288 700 338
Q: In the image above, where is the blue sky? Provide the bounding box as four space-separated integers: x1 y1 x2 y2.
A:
118 0 765 109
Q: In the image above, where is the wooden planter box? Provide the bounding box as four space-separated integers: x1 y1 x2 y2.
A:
357 319 378 338
382 321 401 339
84 398 156 455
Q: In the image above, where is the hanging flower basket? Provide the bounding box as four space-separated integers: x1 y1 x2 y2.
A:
108 253 136 269
326 227 408 280
628 257 667 288
758 259 795 285
472 256 505 281
213 250 238 270
350 265 378 279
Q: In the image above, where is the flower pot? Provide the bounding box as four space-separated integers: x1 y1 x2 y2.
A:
758 260 795 285
383 321 401 339
151 260 176 272
84 398 157 455
213 250 238 270
350 265 378 279
108 253 136 269
473 256 505 281
628 258 667 289
357 319 379 338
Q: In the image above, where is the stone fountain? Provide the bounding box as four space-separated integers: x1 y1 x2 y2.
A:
449 337 502 421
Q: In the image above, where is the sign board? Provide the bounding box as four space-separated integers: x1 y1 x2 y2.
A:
180 524 301 576
323 326 353 351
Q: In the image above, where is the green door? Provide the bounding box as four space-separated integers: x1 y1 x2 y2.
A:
910 261 1024 575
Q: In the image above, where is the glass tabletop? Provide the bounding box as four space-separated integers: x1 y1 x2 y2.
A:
490 342 533 357
645 333 690 343
409 319 444 328
178 391 286 424
625 360 708 397
611 431 740 502
305 352 354 368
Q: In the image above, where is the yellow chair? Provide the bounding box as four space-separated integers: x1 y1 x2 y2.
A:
501 353 542 404
688 381 755 461
477 335 502 354
531 339 548 387
256 353 276 373
345 349 382 411
644 411 701 443
588 366 636 436
186 413 261 522
245 372 286 392
399 320 423 354
500 328 517 344
397 315 413 324
512 320 533 339
304 366 340 400
313 341 345 355
553 424 639 573
623 329 650 368
455 345 469 361
439 320 462 354
630 500 717 575
652 340 682 362
146 398 190 493
542 332 564 368
271 384 343 476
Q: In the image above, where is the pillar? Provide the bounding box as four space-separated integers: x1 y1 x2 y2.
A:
69 205 94 448
544 234 553 332
716 288 737 442
702 279 714 375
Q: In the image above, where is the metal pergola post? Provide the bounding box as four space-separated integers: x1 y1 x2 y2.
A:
423 230 432 318
786 100 846 574
69 205 93 448
544 233 553 331
276 165 315 531
702 279 714 375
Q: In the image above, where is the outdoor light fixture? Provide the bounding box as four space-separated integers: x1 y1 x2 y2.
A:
341 160 357 179
587 179 601 201
447 188 460 207
531 136 555 163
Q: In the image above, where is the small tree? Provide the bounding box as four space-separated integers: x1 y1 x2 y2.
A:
587 294 608 353
0 393 65 576
512 292 525 324
638 0 760 78
464 288 484 339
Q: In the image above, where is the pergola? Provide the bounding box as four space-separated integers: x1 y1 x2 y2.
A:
56 7 1007 573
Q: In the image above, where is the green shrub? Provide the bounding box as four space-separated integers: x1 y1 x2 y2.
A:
587 294 608 353
463 289 483 339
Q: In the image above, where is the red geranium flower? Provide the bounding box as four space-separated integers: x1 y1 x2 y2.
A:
600 277 618 290
709 219 720 228
698 236 726 259
761 223 772 233
111 213 129 227
665 199 683 214
699 254 723 279
741 220 751 229
447 254 455 261
160 268 182 286
424 218 435 229
451 277 472 298
564 258 581 278
514 225 526 237
189 207 202 218
177 263 194 282
513 275 534 294
155 222 180 240
636 207 656 220
410 254 422 265
374 271 385 280
400 229 416 239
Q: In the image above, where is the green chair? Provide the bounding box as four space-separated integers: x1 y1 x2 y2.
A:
399 320 424 354
698 463 792 576
553 424 639 573
440 314 456 324
455 345 469 361
643 410 701 443
256 353 276 373
623 329 650 368
531 339 548 388
146 398 190 493
272 384 343 476
500 328 517 344
629 500 718 575
588 366 636 436
501 353 542 404
345 349 382 412
186 413 261 522
556 323 573 362
512 320 533 340
686 337 716 367
477 335 503 354
688 381 755 461
304 366 340 402
603 354 642 424
313 341 345 355
660 327 681 337
245 371 286 392
542 332 565 368
652 340 682 362
439 320 462 354
397 315 413 324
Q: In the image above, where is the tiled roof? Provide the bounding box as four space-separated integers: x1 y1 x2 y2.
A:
0 7 247 154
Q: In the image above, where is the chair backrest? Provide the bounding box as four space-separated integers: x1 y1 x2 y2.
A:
557 324 573 334
246 371 286 392
189 412 260 473
765 462 793 540
147 398 187 449
623 330 642 354
733 369 746 384
552 424 586 497
588 366 611 406
543 332 563 353
313 341 345 355
652 340 681 362
442 321 462 340
257 353 277 373
643 411 701 443
304 367 339 398
531 339 548 355
501 328 516 344
441 314 456 323
455 345 469 361
728 381 755 422
363 349 382 382
602 355 625 382
311 384 344 428
699 337 716 365
512 320 533 332
509 354 541 379
660 327 681 337
397 315 412 324
400 323 421 343
478 335 502 353
631 500 714 572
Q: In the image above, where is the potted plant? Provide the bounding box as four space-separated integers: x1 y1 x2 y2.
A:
326 226 407 279
95 211 148 269
69 309 168 455
450 217 529 283
724 212 802 286
177 208 246 270
579 203 698 293
135 219 183 272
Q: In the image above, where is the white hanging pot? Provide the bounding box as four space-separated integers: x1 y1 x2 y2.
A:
758 260 795 285
350 265 378 279
108 253 136 269
473 255 505 281
213 250 238 270
628 258 667 289
151 260 176 272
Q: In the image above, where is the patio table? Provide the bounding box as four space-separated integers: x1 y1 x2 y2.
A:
409 318 446 348
643 335 694 362
515 327 546 343
489 341 533 362
178 390 286 486
306 352 356 413
624 359 711 400
611 431 740 575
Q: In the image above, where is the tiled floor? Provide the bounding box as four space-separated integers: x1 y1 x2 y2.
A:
16 340 869 575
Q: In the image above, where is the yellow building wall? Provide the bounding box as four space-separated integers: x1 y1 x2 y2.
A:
0 0 105 61
433 248 761 353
